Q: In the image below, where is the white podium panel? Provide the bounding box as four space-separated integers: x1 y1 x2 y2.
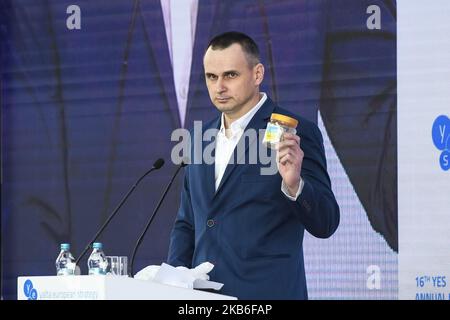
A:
17 276 237 300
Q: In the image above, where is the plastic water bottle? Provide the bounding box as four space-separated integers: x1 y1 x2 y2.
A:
87 242 108 275
56 243 76 276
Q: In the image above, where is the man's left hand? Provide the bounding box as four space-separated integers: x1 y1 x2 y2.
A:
277 133 303 196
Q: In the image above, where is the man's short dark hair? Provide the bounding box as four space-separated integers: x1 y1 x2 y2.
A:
206 31 260 66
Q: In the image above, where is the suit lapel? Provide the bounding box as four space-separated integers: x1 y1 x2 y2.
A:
140 0 180 128
214 97 275 198
198 117 220 201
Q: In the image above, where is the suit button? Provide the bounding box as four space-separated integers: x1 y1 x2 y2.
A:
207 219 215 227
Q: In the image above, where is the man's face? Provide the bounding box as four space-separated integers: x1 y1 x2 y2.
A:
203 43 263 120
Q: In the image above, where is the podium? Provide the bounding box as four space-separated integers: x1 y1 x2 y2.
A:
17 276 237 300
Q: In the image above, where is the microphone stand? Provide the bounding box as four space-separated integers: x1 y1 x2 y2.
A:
75 159 164 268
129 162 187 277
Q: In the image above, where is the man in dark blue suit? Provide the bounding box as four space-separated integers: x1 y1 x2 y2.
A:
168 32 340 300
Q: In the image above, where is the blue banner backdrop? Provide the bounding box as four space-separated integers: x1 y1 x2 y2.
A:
1 0 396 299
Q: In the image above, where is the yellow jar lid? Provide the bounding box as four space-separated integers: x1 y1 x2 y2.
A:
270 113 298 128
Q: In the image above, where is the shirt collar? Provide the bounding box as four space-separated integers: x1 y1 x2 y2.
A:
219 92 267 136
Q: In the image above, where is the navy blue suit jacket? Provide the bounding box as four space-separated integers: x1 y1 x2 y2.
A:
168 97 340 299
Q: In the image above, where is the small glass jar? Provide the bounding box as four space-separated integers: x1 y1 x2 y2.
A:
262 113 298 149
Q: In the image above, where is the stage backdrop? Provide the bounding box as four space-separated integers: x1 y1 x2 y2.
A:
1 0 397 299
397 0 450 300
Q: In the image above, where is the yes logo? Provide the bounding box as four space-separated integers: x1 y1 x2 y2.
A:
23 279 38 300
432 115 450 171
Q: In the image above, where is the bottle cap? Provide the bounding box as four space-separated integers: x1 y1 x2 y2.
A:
92 242 103 249
270 113 298 128
60 243 70 250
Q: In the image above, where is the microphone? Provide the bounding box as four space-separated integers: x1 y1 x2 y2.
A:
129 160 188 277
75 158 165 268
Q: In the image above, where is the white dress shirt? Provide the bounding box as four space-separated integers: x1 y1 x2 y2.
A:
160 0 198 127
215 93 268 190
214 93 304 200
